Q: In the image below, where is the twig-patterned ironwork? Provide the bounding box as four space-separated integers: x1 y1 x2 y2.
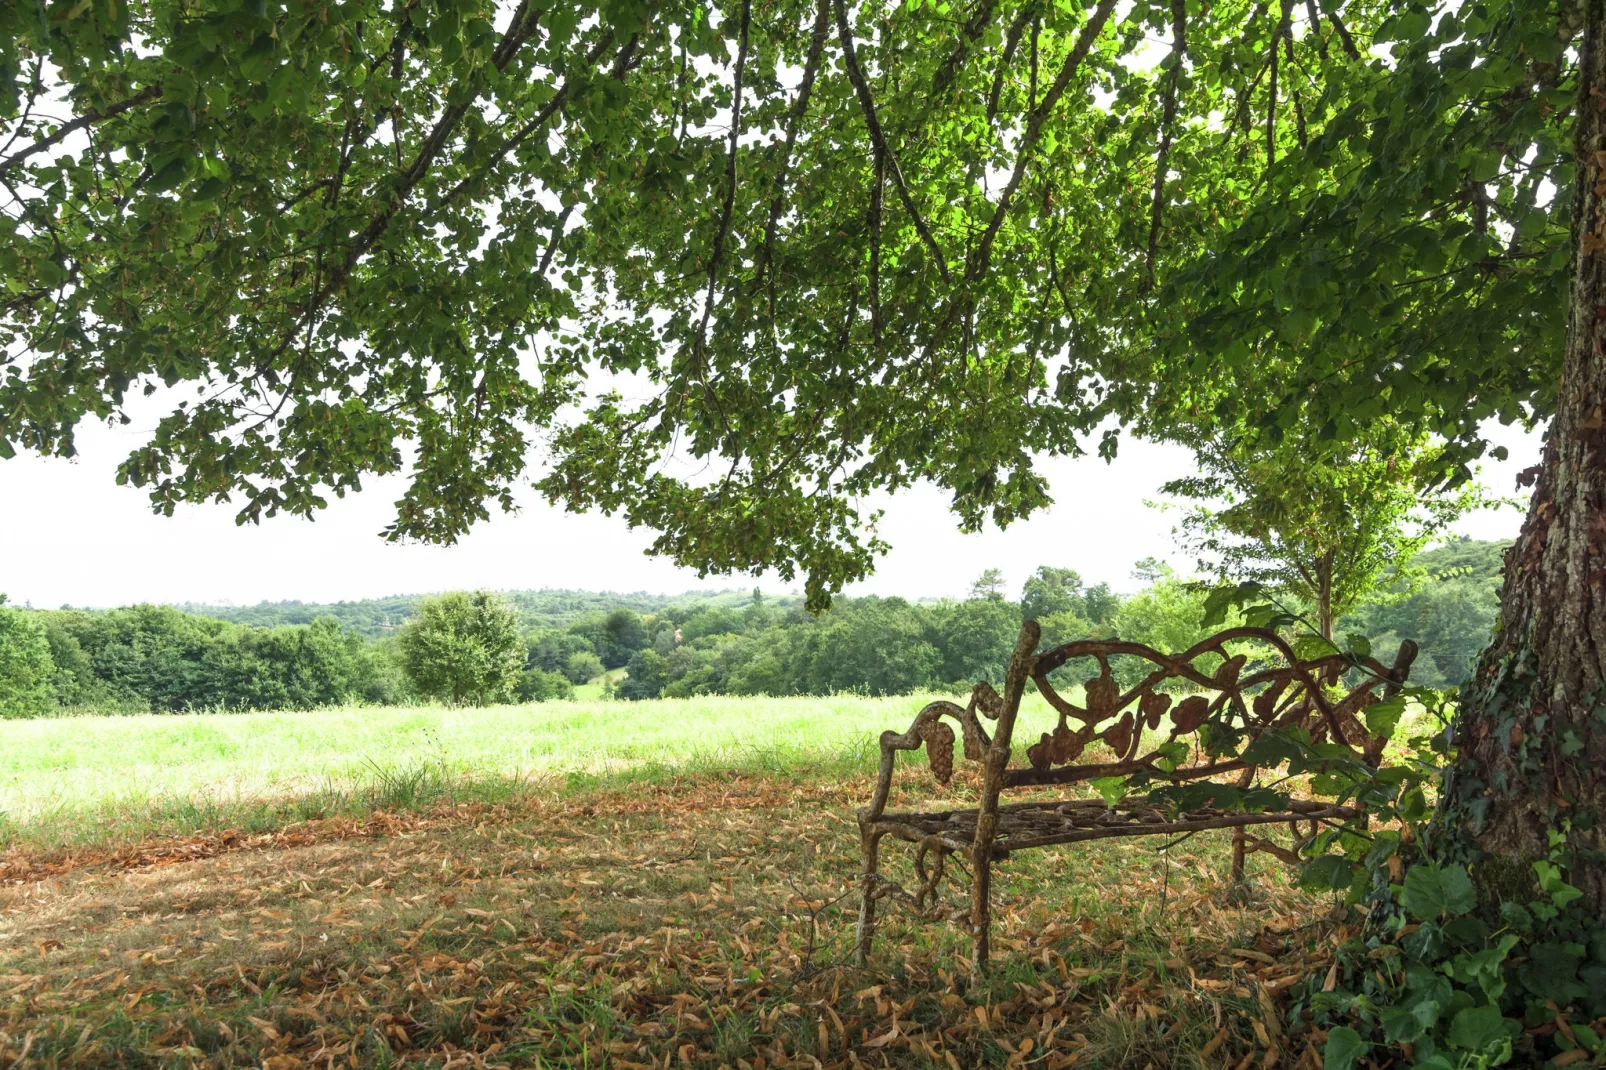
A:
855 621 1416 970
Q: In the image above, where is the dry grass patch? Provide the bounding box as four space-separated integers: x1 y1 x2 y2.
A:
1 771 1345 1068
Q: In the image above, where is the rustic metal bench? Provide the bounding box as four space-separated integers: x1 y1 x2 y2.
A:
855 620 1415 969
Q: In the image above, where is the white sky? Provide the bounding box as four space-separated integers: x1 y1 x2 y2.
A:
0 415 1539 609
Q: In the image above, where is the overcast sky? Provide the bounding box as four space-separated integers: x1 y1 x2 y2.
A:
0 416 1541 609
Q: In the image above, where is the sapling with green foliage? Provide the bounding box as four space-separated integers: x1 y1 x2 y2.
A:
1165 425 1490 640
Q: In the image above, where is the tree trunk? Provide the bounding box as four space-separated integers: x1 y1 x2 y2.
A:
1437 0 1606 910
1318 553 1335 642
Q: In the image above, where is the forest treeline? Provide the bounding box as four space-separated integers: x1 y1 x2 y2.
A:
0 540 1504 717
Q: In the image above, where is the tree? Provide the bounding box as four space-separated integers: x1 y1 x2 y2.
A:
1080 584 1119 626
1345 539 1508 687
617 649 670 700
796 598 940 696
930 597 1021 687
1017 567 1121 626
602 609 650 659
0 597 56 718
1164 425 1487 639
526 630 598 675
516 666 575 702
1019 567 1084 621
968 570 1008 603
398 591 523 705
1107 564 1219 676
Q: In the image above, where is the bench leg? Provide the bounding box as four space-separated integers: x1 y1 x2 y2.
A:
970 851 991 973
855 831 881 966
1228 766 1256 890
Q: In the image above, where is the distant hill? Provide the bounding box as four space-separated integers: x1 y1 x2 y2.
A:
178 587 792 636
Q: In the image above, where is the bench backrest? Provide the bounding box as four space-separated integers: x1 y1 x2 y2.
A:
863 620 1415 825
990 622 1416 789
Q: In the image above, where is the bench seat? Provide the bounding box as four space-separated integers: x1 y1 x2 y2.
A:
868 796 1364 856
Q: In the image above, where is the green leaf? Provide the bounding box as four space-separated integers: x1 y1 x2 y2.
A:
1400 863 1475 919
1381 996 1440 1043
1440 864 1476 915
1448 934 1518 1003
1301 855 1354 891
1363 696 1406 740
1533 860 1584 908
147 157 191 194
1154 740 1190 772
1445 1005 1510 1056
1091 776 1129 807
1323 1026 1368 1070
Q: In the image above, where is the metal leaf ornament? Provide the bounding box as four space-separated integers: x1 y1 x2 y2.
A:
1085 673 1119 722
1102 712 1135 758
1050 723 1085 763
1140 691 1172 730
1171 695 1211 734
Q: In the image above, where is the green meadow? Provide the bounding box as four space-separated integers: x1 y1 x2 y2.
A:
3 693 1060 845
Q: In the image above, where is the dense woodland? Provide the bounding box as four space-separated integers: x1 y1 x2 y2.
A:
0 540 1504 717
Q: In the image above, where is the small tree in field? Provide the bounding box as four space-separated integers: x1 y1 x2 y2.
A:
1163 427 1488 640
398 592 523 706
0 596 55 719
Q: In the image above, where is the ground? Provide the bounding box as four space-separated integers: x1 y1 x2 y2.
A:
1 763 1347 1068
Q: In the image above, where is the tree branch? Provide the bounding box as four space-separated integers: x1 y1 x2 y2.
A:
435 32 622 209
537 204 575 276
1146 0 1188 288
344 4 546 272
755 0 831 310
0 84 163 176
833 0 953 284
987 3 1036 123
693 0 754 365
1303 0 1327 57
870 152 885 343
1267 2 1290 169
969 0 1119 280
931 0 998 99
1328 10 1360 58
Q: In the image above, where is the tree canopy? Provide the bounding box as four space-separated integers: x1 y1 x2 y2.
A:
1 0 1564 606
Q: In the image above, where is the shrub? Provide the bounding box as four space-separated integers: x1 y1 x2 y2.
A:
0 597 56 719
516 667 575 702
562 650 605 685
398 591 524 705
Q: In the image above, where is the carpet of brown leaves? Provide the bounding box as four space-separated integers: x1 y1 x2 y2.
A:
0 771 1347 1068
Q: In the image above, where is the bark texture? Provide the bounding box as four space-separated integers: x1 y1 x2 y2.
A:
1441 0 1606 910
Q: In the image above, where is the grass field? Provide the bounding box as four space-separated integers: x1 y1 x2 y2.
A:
2 693 1052 847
